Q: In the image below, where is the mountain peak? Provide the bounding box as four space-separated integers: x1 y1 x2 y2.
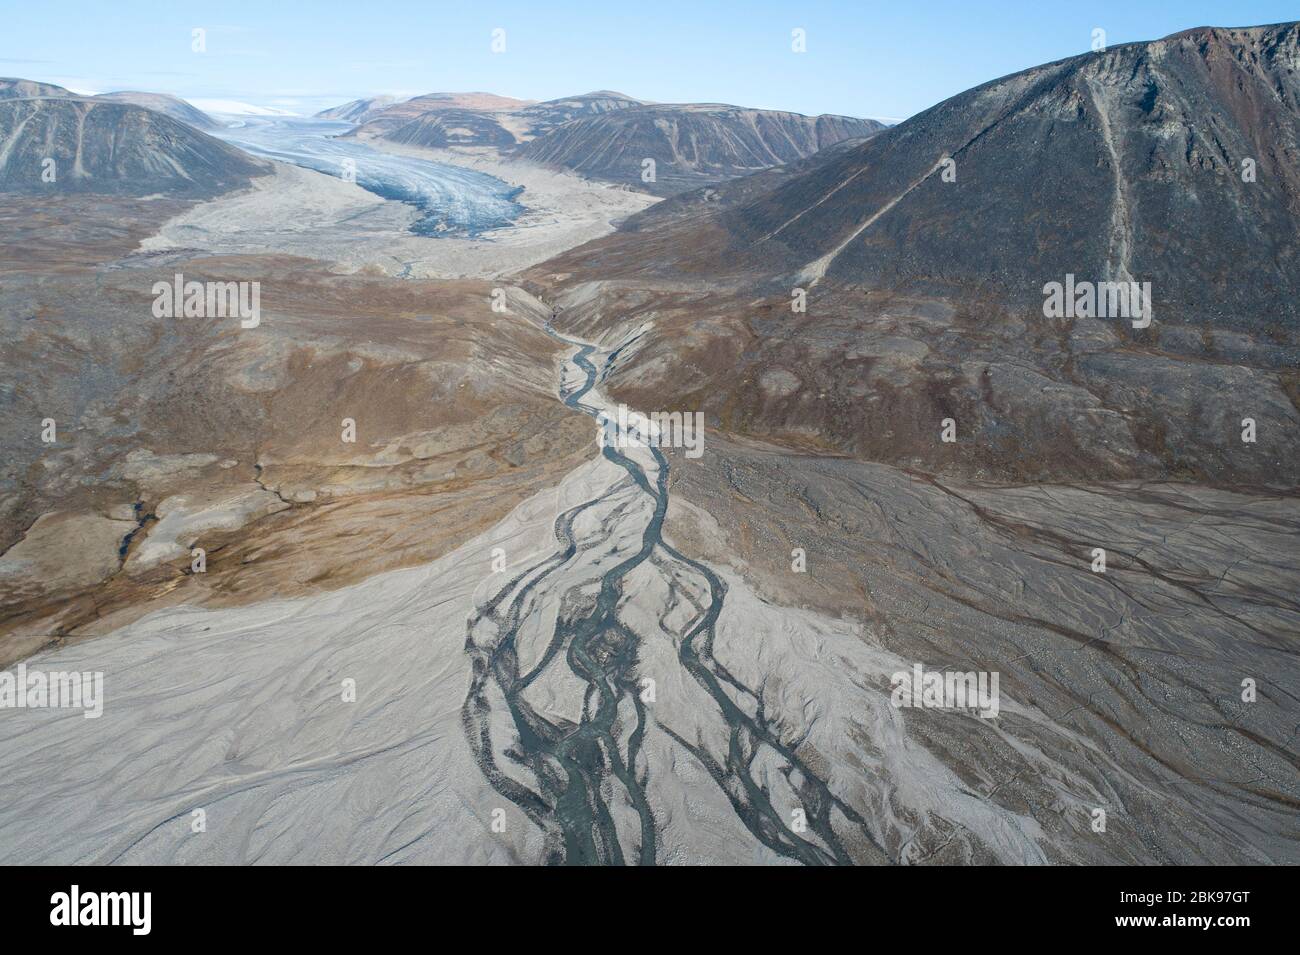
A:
566 20 1298 324
0 97 269 197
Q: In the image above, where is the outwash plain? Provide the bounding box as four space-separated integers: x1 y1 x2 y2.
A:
0 22 1296 865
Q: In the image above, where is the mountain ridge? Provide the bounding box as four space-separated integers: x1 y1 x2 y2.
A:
529 21 1300 486
517 102 885 194
547 21 1300 325
0 97 270 197
319 87 885 193
93 90 219 130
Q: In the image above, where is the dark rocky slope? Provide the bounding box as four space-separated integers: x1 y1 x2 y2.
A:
515 90 644 135
315 94 400 123
0 77 73 100
384 108 519 148
518 103 885 195
556 23 1300 327
322 88 883 192
532 24 1300 485
0 97 270 198
93 91 219 130
336 92 534 139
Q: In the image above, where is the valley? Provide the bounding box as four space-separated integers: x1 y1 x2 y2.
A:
0 15 1296 867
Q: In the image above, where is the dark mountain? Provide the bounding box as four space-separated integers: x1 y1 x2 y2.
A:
323 89 882 192
315 94 400 123
338 92 534 139
0 80 219 131
516 91 644 134
534 23 1300 486
388 91 534 114
518 103 885 195
0 77 73 100
359 91 643 147
377 92 646 149
567 23 1300 327
617 131 878 229
0 98 271 198
384 108 519 148
93 91 219 130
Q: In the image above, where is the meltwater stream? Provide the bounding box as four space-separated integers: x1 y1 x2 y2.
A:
461 324 891 865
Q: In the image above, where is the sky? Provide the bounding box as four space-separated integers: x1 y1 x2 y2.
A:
1 0 1295 119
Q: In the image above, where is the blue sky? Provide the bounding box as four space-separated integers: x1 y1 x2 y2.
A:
2 0 1294 119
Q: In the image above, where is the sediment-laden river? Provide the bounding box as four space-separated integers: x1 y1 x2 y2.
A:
461 324 892 864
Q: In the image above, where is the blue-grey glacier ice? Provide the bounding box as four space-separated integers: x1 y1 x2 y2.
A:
213 117 522 236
